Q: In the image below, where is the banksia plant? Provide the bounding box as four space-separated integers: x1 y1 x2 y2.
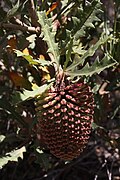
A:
0 0 118 172
36 69 94 160
34 0 116 160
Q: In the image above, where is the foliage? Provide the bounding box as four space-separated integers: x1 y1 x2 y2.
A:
0 146 26 169
0 0 120 179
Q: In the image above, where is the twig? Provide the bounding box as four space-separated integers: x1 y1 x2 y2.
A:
0 22 40 34
13 17 28 26
0 0 41 34
99 82 109 95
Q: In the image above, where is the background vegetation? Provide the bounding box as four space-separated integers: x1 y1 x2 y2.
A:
0 0 120 179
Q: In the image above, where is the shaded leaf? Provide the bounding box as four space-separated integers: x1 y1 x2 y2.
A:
9 71 32 90
36 149 51 171
7 35 17 53
7 0 20 19
61 0 101 51
92 122 101 130
0 98 28 127
73 0 101 40
6 0 28 19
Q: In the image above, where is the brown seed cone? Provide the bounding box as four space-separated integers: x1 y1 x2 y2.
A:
35 73 94 160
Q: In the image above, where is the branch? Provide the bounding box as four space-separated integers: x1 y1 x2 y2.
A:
29 0 40 28
0 22 40 34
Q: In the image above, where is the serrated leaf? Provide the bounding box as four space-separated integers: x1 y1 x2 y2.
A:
73 0 101 40
0 146 26 169
37 11 60 66
67 54 117 77
6 0 28 19
7 0 20 19
72 41 86 55
64 38 73 70
66 34 111 71
61 0 101 51
15 50 51 66
12 81 54 104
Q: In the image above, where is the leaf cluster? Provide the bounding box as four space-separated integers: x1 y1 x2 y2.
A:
0 0 120 172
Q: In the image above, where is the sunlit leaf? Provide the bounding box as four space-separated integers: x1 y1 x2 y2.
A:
22 48 30 55
12 81 54 103
26 34 37 49
0 146 26 169
67 54 117 77
0 135 5 143
66 35 111 71
15 50 51 66
37 11 60 66
46 2 58 15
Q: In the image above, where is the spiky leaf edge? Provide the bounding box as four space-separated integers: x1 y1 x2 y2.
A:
0 146 26 169
67 54 117 77
66 34 112 72
37 11 60 67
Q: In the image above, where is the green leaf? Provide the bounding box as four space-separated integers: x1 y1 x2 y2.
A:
72 0 101 40
91 122 105 130
12 81 54 104
0 146 26 169
6 0 28 20
15 50 51 66
0 135 5 143
64 37 73 70
37 11 60 67
72 41 86 55
26 34 37 49
0 98 28 127
7 0 20 19
67 54 117 77
36 149 51 171
61 0 101 50
66 34 111 71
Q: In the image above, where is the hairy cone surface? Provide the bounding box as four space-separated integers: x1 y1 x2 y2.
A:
36 73 94 160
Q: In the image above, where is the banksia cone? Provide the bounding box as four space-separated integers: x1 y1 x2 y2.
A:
36 71 94 160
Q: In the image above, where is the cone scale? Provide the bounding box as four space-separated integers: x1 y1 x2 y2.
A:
36 72 94 160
